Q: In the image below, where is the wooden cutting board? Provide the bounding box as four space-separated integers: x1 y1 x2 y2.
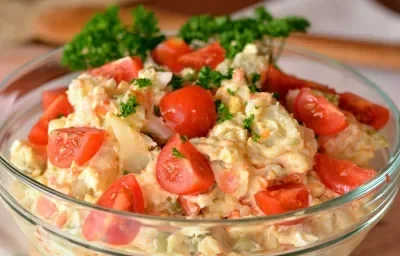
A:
34 3 400 70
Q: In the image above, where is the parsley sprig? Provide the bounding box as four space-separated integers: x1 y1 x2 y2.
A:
62 5 165 70
118 95 139 118
243 114 255 131
215 100 233 123
196 67 233 90
133 78 152 88
179 6 310 60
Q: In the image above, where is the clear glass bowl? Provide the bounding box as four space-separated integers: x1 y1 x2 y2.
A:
0 45 399 256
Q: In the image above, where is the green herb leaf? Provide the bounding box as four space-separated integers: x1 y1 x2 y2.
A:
197 66 233 90
118 95 139 118
215 100 233 123
62 5 164 71
251 73 261 83
172 148 185 158
169 74 183 90
133 78 152 88
123 170 129 175
243 114 255 131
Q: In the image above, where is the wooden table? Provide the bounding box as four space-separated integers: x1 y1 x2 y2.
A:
0 46 399 255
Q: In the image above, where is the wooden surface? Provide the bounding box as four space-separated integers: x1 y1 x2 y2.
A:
1 46 399 256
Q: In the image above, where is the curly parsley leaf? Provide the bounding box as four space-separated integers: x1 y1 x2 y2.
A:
272 92 280 100
133 78 152 88
179 7 310 59
172 148 185 158
180 135 188 143
243 114 255 131
62 5 164 71
197 67 233 90
118 95 139 118
227 88 236 96
215 100 233 123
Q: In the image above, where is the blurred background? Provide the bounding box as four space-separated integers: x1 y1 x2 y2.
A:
0 0 399 255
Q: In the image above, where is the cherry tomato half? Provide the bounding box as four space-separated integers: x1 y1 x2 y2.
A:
48 127 105 168
160 85 217 138
82 174 144 245
315 153 377 195
255 184 310 215
156 134 215 195
42 88 67 110
294 88 348 136
152 38 192 73
178 42 225 70
28 94 73 146
339 92 389 130
262 66 336 97
89 56 143 84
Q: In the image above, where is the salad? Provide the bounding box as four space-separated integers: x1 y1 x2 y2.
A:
9 5 390 256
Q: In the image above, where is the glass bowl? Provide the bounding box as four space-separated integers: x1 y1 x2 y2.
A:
0 44 399 256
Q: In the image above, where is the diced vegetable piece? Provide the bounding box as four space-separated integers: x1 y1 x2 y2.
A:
156 134 215 195
178 42 225 70
89 56 143 84
152 38 192 73
294 88 348 136
160 85 217 138
48 127 105 168
42 88 68 110
339 92 389 130
315 153 377 195
82 174 144 245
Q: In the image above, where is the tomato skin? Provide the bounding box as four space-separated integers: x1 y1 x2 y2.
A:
36 196 57 218
28 119 49 145
160 85 217 138
156 134 215 195
262 66 336 97
178 42 225 70
339 92 389 130
48 127 105 168
315 153 377 195
89 56 143 84
82 174 144 245
42 94 73 125
255 184 310 215
29 95 74 146
152 38 192 73
42 88 67 110
294 88 348 136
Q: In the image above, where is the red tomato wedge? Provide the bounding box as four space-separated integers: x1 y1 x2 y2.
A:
160 85 217 138
36 196 57 218
294 88 348 136
315 153 377 195
28 119 49 145
156 134 215 195
42 94 73 125
255 184 310 215
42 88 67 110
82 174 144 245
262 66 336 97
152 38 192 73
89 56 143 84
178 42 225 70
48 127 105 168
28 94 73 146
339 92 389 130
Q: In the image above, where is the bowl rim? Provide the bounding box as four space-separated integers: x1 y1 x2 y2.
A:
1 44 400 225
